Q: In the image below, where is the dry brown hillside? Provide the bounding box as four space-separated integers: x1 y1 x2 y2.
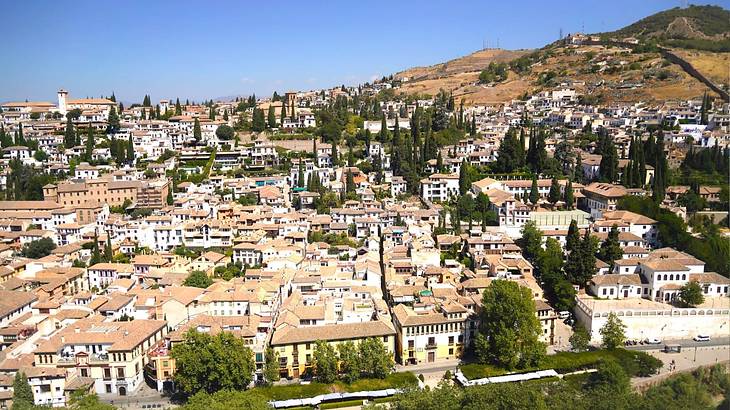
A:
395 49 531 82
393 44 720 105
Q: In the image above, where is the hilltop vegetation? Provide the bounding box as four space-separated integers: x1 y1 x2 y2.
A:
600 5 730 41
600 5 730 52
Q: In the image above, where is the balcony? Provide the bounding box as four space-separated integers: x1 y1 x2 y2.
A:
425 343 437 350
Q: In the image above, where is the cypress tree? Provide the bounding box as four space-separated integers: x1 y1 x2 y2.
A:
193 118 202 143
529 176 539 205
379 116 388 144
563 180 574 210
470 115 476 137
548 177 561 205
281 102 287 125
175 98 182 115
127 134 134 163
566 220 580 253
459 159 470 195
85 126 94 161
391 115 402 174
64 117 76 148
267 106 276 128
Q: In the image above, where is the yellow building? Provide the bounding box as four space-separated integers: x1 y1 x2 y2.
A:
270 319 396 379
392 302 472 365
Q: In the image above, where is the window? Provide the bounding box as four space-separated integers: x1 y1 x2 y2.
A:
105 384 112 393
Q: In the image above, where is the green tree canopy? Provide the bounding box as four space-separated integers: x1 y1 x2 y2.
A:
171 329 255 395
475 280 545 369
20 237 56 259
599 312 626 350
183 270 213 288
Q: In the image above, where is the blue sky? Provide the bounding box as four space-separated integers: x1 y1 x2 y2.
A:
1 0 726 103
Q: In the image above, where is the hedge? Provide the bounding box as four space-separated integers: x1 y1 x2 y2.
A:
320 399 364 409
460 349 662 380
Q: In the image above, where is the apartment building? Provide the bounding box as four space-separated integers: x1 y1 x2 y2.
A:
392 303 470 365
34 317 167 396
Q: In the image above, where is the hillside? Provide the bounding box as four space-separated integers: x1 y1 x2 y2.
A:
390 6 729 105
600 5 730 41
395 49 531 82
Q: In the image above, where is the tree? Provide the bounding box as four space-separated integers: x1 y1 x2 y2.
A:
598 225 623 268
84 126 95 160
215 125 234 141
175 98 183 115
598 138 619 182
267 105 276 128
458 159 470 195
519 221 543 262
12 371 33 410
678 281 705 307
476 280 545 369
565 230 597 287
126 134 134 162
563 180 574 210
103 235 112 262
107 106 120 134
566 220 580 253
590 359 630 394
337 341 360 383
183 270 213 288
548 178 561 206
193 118 202 143
171 330 255 394
494 128 523 173
64 117 76 148
66 390 116 410
529 176 539 205
252 108 266 132
569 326 590 352
358 337 393 379
263 346 280 386
599 312 626 350
313 340 338 383
20 237 56 259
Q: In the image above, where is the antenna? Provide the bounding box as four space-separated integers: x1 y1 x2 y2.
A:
559 27 563 40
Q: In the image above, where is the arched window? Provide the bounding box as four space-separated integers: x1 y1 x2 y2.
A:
670 274 674 281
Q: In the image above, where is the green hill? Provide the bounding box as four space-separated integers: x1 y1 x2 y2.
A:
599 5 730 51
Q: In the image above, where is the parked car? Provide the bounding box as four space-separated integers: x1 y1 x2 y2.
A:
645 338 662 345
693 335 711 342
558 311 570 319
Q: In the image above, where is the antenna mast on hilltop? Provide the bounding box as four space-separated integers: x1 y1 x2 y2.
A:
559 27 563 40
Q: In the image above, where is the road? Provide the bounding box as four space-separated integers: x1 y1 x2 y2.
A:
625 336 730 351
